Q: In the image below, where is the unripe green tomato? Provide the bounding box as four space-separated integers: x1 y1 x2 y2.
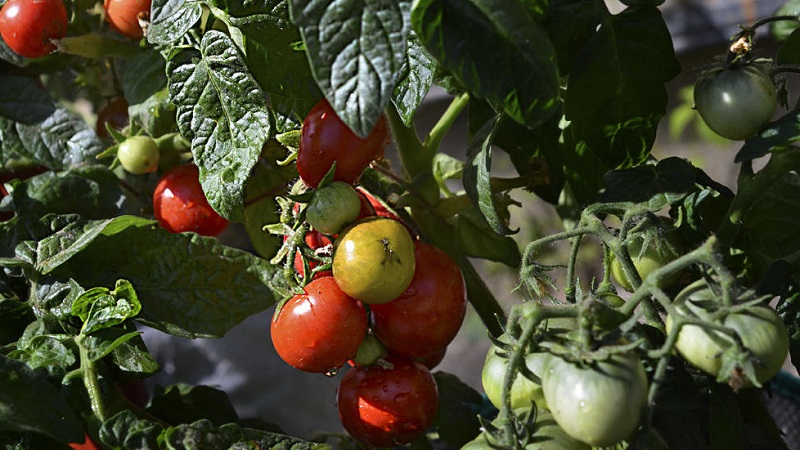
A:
306 181 361 235
610 238 681 292
118 135 160 174
666 287 789 387
693 64 777 141
462 408 590 450
481 337 549 411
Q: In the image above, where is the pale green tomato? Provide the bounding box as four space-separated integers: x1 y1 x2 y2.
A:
117 135 160 174
481 337 549 411
306 181 361 235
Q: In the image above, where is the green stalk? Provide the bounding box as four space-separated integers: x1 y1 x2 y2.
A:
77 335 108 422
422 92 469 154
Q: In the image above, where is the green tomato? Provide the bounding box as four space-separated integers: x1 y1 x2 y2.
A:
666 284 789 387
117 135 160 175
306 181 361 235
693 64 777 141
610 237 681 292
542 353 648 447
332 217 416 304
462 408 590 450
481 337 549 411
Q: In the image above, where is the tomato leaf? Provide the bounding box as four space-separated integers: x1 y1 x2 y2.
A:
736 111 800 163
543 0 602 75
456 207 521 267
243 163 296 259
56 217 284 338
119 48 168 105
147 384 240 426
148 0 203 45
433 372 484 447
393 32 435 126
167 31 273 222
99 410 164 449
0 75 55 124
464 116 516 235
290 0 411 138
564 5 680 169
412 0 560 128
71 279 142 335
0 107 104 172
0 355 84 444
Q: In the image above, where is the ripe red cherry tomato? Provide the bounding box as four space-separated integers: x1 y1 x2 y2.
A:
104 0 151 40
68 433 101 450
271 276 367 373
0 0 67 58
337 356 439 447
297 99 388 188
152 164 229 236
96 96 129 139
371 242 466 359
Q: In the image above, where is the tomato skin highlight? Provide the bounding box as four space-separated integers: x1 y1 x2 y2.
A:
542 353 648 447
337 356 438 447
332 217 416 304
104 0 151 40
152 164 229 236
0 0 67 58
371 242 466 359
297 99 388 188
693 64 777 141
271 277 367 373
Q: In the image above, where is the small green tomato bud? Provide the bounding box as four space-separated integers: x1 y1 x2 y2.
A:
117 135 160 175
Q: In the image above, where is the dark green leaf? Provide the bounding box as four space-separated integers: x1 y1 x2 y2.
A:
8 333 75 374
777 28 800 65
0 355 83 444
163 419 331 449
129 88 179 138
35 219 124 274
107 330 160 376
433 372 483 448
147 384 239 427
619 0 664 5
736 111 800 163
771 1 800 41
0 75 56 124
600 157 698 209
464 116 515 235
72 279 141 335
412 0 560 128
59 218 282 338
99 410 164 450
564 6 680 168
82 328 142 363
148 0 203 45
291 0 411 137
543 0 602 75
709 383 745 450
168 31 273 221
9 166 126 220
392 32 435 126
456 207 521 267
229 0 320 132
120 49 168 105
0 106 104 171
28 276 84 324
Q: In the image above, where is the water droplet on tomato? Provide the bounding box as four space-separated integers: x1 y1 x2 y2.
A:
394 393 410 406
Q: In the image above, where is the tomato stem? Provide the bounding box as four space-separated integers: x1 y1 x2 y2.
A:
76 335 108 423
422 92 469 155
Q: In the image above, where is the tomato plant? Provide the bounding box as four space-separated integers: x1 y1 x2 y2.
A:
271 277 367 373
336 356 438 448
117 135 160 174
541 353 649 447
297 99 388 188
2 1 800 449
370 241 466 359
0 0 67 58
462 408 590 450
694 64 777 141
152 164 229 236
332 217 416 304
103 0 151 40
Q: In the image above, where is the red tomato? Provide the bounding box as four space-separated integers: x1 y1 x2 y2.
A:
370 242 466 359
356 190 376 219
104 0 151 40
0 0 67 58
356 187 415 236
152 164 229 236
68 433 101 450
337 356 439 447
297 99 388 188
271 277 367 373
96 96 129 139
0 183 11 222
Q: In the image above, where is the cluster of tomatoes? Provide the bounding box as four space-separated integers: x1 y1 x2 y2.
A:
270 99 468 447
0 0 150 59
